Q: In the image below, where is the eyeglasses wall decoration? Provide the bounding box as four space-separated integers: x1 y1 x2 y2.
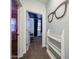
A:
48 0 69 23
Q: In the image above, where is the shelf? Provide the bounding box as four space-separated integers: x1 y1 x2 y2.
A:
47 49 56 59
47 34 61 43
47 30 65 59
48 42 61 56
48 41 61 52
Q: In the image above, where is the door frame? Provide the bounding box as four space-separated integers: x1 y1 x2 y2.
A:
11 0 18 57
11 0 22 58
26 11 30 51
26 11 43 49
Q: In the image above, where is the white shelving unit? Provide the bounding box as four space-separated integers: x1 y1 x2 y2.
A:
47 30 65 59
48 42 61 55
47 34 61 43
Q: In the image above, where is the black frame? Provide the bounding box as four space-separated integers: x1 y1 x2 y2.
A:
48 0 69 23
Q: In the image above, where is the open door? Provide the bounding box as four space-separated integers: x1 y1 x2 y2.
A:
11 0 22 59
26 11 30 51
11 0 18 56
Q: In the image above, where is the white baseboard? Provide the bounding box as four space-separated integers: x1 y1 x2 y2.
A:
42 41 46 47
47 49 56 59
18 53 23 58
23 49 26 55
12 56 17 57
42 44 46 47
18 48 27 58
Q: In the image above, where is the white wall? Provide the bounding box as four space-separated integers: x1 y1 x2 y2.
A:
18 7 24 58
46 0 69 59
21 0 47 47
18 0 47 58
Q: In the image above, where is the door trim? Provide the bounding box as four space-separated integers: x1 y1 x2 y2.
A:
26 11 44 48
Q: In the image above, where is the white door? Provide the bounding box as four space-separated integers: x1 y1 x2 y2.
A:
26 11 30 51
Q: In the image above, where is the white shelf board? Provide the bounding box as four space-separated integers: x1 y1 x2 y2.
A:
48 41 61 52
47 49 56 59
47 34 61 43
48 42 61 56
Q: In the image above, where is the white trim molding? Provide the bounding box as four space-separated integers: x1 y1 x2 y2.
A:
47 29 65 59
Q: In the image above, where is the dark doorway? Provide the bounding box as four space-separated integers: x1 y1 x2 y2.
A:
28 12 42 43
11 0 18 56
28 12 42 37
34 15 38 36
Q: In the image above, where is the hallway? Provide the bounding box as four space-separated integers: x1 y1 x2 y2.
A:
11 0 69 59
23 37 50 59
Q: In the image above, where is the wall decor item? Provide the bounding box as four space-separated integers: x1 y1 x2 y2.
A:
47 30 65 59
48 0 69 23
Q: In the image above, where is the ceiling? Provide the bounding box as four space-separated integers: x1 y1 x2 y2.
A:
22 0 49 4
35 0 48 4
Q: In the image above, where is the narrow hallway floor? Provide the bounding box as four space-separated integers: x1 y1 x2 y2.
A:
23 37 50 59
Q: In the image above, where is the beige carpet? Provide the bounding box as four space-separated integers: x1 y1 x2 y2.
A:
23 37 50 59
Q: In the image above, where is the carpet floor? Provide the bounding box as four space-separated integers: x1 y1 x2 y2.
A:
23 37 50 59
